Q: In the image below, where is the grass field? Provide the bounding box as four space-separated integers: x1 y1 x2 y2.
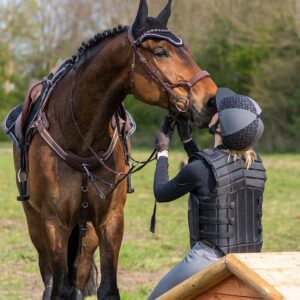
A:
0 143 300 299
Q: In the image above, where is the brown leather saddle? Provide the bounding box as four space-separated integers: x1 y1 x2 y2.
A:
15 82 134 142
15 81 43 140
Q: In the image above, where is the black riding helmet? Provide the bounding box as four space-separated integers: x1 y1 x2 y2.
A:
210 88 264 151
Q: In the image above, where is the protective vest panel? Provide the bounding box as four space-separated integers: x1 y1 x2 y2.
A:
188 149 266 254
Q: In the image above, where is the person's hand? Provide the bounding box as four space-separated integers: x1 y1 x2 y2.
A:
155 131 170 152
176 116 192 143
208 113 219 128
208 113 221 135
155 115 174 152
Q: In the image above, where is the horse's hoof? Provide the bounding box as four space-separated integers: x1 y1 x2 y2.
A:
97 291 120 300
42 284 52 300
71 287 84 300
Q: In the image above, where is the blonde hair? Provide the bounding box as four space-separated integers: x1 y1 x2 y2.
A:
225 149 257 169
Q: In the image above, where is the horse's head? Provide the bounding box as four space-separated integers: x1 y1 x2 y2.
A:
128 0 217 128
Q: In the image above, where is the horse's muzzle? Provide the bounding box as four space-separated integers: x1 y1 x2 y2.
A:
191 96 217 128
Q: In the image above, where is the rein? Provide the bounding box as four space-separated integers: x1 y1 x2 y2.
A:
70 67 123 177
65 66 157 199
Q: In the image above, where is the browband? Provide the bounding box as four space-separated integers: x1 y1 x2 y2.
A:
128 26 183 47
134 29 183 47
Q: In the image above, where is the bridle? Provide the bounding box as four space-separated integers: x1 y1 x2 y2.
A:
30 26 211 216
128 26 213 234
127 26 211 114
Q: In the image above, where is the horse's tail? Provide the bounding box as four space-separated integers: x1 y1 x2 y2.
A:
83 259 98 296
68 225 98 296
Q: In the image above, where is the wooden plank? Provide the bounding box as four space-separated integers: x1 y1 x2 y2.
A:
206 275 261 297
274 286 300 300
158 252 299 300
226 254 285 300
157 257 231 300
249 268 300 285
235 252 300 270
195 292 261 300
234 252 300 299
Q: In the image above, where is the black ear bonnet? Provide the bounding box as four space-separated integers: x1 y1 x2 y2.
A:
132 0 183 47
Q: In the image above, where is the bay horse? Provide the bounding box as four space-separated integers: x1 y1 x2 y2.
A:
11 0 217 299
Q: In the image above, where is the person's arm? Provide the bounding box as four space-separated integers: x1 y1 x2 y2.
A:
176 117 199 158
183 139 199 158
153 155 207 202
153 116 205 202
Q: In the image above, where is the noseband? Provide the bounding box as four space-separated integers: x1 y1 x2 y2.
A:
127 26 211 114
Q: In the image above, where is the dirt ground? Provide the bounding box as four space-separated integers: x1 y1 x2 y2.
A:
1 258 168 299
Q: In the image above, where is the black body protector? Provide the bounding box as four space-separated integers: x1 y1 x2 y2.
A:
189 148 266 254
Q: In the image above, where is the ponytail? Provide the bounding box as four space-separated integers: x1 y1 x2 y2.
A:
225 149 256 169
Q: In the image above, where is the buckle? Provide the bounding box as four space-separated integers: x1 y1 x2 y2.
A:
175 96 189 113
17 169 28 183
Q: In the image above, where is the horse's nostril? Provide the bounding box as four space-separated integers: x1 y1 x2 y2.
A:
206 96 217 111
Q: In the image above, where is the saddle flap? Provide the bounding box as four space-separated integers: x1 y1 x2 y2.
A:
21 82 43 128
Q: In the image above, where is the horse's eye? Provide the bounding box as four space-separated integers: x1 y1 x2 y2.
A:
154 48 169 58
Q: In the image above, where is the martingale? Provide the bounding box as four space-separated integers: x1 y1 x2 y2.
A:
2 58 136 201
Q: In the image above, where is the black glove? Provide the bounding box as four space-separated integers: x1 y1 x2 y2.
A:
176 116 192 143
155 131 170 152
155 115 174 152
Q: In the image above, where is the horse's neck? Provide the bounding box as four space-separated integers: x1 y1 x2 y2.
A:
47 32 131 155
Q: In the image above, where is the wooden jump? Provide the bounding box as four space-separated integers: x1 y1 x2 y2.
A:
157 252 300 300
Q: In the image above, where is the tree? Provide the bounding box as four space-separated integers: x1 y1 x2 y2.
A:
1 0 299 149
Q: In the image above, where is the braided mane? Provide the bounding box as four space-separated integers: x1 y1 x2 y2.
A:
72 24 128 62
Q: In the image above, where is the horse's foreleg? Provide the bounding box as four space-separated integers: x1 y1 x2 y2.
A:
71 222 99 298
96 210 124 300
22 203 53 300
43 215 71 300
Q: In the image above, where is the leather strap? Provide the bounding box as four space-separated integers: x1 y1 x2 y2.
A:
189 71 211 87
127 26 135 45
35 115 119 171
80 171 89 237
166 70 211 90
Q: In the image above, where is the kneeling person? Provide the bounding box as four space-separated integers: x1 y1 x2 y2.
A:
149 88 266 299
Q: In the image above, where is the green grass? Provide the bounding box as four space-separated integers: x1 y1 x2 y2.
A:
0 144 300 299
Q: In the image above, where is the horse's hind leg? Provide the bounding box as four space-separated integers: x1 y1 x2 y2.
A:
96 209 124 300
22 203 53 300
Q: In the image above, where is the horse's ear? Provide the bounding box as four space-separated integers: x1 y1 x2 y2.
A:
157 0 172 26
133 0 148 29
